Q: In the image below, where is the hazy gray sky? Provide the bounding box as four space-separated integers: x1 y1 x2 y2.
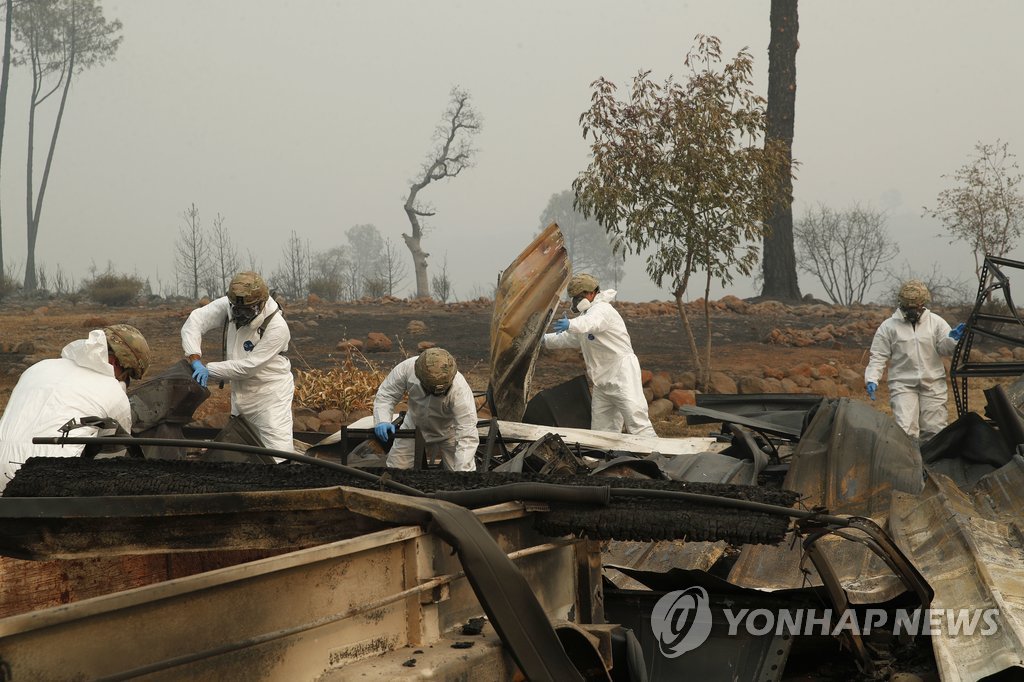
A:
1 1 1021 303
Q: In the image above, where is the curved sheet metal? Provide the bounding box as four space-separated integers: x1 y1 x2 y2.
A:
489 223 570 421
726 398 925 604
890 469 1024 681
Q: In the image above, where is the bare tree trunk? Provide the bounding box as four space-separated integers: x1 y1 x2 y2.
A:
402 188 430 298
25 23 75 291
760 0 802 302
0 0 13 281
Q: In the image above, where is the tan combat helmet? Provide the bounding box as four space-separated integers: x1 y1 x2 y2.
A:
898 280 931 308
415 348 458 396
228 271 270 305
567 273 600 298
103 324 151 381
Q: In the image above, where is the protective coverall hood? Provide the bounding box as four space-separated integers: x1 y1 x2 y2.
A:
0 330 131 491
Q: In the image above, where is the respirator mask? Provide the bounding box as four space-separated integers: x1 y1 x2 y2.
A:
231 299 262 329
901 305 923 325
571 294 592 314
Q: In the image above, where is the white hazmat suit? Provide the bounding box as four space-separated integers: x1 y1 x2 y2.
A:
372 356 478 471
865 307 958 442
0 329 132 491
181 296 294 452
542 289 657 436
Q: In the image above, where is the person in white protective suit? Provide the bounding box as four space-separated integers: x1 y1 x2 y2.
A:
182 271 295 452
864 279 966 444
372 348 479 471
0 324 151 491
542 273 657 436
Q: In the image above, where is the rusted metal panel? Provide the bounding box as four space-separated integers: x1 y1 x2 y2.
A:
727 399 924 603
489 222 570 422
0 499 599 680
890 469 1024 681
0 487 391 560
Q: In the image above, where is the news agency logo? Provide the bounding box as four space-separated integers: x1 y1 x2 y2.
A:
651 587 1001 656
650 587 713 658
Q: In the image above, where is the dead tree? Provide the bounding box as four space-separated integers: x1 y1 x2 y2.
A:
760 0 803 301
402 87 480 298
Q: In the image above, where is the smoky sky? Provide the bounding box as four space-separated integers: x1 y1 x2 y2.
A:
0 0 1020 304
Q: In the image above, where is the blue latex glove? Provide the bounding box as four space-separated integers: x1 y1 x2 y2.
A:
190 359 209 388
949 322 966 341
866 381 877 401
374 422 396 443
553 314 570 333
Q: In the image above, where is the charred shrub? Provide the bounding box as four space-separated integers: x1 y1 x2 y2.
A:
83 272 144 306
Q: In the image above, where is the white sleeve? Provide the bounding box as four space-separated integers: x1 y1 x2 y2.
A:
373 359 414 425
181 298 231 357
566 303 613 335
542 331 582 350
864 325 891 385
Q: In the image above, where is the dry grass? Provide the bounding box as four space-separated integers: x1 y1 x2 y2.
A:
293 351 386 413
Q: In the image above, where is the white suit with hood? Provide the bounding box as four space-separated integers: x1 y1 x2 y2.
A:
181 296 294 452
542 289 657 436
865 307 957 441
372 356 478 471
0 329 131 491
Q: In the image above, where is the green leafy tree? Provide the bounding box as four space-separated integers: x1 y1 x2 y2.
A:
538 190 625 288
924 140 1024 280
15 0 122 290
573 35 787 387
795 204 897 306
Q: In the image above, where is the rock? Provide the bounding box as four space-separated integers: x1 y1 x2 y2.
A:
365 332 393 352
737 376 766 394
707 371 737 394
787 363 813 378
809 378 838 397
1014 347 1024 361
791 374 812 388
763 377 783 393
417 341 437 351
667 389 696 408
648 372 672 399
347 408 372 423
293 415 321 432
337 339 364 351
640 369 654 386
12 340 35 354
406 320 428 335
838 368 862 389
320 420 342 434
205 412 231 430
648 398 675 420
294 407 319 419
318 409 346 423
780 378 800 392
762 365 785 380
643 387 654 403
815 363 839 379
307 293 322 306
677 371 696 390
